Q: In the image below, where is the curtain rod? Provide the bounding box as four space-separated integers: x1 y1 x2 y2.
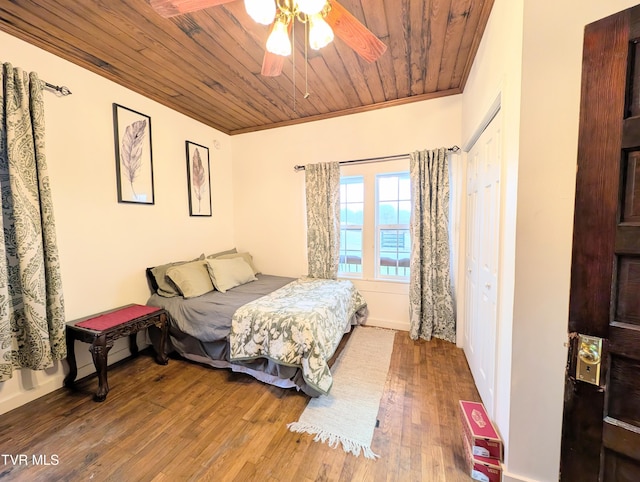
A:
43 82 72 96
293 145 460 171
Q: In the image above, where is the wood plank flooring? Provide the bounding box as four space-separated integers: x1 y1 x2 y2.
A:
0 329 481 481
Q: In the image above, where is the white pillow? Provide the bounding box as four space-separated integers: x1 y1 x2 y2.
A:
206 257 257 293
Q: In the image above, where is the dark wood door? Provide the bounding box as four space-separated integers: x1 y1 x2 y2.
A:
561 5 640 481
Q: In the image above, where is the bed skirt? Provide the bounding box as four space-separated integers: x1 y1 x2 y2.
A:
149 305 368 397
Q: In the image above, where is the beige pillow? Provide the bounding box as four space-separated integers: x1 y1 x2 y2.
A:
215 252 259 275
206 257 257 293
166 260 214 298
150 254 204 297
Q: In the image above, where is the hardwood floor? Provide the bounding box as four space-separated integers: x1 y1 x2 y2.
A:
0 330 481 481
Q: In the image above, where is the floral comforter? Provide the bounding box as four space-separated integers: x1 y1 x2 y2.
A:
229 278 367 395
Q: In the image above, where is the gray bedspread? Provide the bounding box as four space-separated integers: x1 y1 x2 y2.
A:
147 274 294 342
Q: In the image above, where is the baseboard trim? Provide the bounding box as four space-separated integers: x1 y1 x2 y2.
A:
502 470 541 482
0 345 134 416
0 375 63 416
362 318 409 332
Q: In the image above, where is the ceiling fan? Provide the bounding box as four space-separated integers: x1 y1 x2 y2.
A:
149 0 387 77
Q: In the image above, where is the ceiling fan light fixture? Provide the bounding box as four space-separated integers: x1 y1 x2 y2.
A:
295 0 327 15
308 13 333 50
266 18 292 56
244 0 276 25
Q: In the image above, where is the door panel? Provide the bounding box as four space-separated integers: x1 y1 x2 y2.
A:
464 150 479 375
561 5 640 480
463 110 501 416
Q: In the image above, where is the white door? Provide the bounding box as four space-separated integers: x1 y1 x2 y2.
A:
463 110 501 415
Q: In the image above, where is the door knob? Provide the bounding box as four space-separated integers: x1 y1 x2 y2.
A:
578 342 601 365
576 334 603 386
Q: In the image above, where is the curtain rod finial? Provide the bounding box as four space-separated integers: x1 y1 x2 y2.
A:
44 82 72 96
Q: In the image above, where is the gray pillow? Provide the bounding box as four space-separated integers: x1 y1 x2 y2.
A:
206 248 237 259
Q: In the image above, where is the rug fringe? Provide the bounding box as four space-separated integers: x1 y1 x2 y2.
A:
287 422 379 460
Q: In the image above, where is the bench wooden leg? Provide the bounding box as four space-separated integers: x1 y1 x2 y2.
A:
63 329 78 388
129 333 139 357
89 335 113 402
154 313 169 365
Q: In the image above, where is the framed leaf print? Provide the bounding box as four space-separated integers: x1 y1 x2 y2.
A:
113 103 154 204
186 141 212 217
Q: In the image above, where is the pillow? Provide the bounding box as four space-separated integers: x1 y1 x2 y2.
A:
215 252 260 275
206 257 257 293
166 260 214 298
150 254 204 297
206 248 237 259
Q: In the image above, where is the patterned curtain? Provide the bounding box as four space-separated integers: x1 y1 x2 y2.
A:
408 148 455 342
0 63 66 382
305 162 340 279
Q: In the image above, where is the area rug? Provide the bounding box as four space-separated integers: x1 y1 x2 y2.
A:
287 326 396 459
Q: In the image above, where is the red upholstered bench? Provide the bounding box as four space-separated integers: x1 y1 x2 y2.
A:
64 304 168 402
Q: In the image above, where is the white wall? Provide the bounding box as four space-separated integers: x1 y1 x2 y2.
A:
463 1 640 481
231 96 462 331
461 0 524 471
0 31 234 414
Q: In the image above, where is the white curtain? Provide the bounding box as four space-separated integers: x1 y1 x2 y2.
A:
305 162 340 279
0 63 66 381
408 148 455 342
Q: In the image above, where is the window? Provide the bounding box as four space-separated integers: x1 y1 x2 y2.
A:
339 176 364 274
376 172 411 278
338 167 411 281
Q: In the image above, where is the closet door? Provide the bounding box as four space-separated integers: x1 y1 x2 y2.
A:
463 110 502 415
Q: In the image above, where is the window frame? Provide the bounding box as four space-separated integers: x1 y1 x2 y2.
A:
374 171 411 281
338 160 411 283
339 175 364 277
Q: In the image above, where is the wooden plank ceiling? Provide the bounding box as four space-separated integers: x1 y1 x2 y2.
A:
0 0 494 135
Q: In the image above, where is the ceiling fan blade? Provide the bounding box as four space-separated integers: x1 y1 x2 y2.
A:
260 21 294 77
150 0 235 18
261 51 285 77
325 0 387 63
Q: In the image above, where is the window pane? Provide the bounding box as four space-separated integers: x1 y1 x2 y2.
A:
340 228 362 273
346 182 364 203
399 176 411 200
344 202 363 225
376 171 411 279
398 200 411 224
378 175 399 201
339 176 363 276
378 201 399 224
344 228 362 250
379 228 411 277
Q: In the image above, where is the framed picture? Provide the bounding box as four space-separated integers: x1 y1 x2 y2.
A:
113 103 154 204
186 141 212 216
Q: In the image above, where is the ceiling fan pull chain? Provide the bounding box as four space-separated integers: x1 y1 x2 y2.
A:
292 17 296 112
304 20 310 99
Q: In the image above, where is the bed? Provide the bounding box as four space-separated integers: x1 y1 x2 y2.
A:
145 251 368 397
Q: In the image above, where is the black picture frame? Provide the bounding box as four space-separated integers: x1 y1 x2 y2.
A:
186 141 212 217
113 103 154 204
